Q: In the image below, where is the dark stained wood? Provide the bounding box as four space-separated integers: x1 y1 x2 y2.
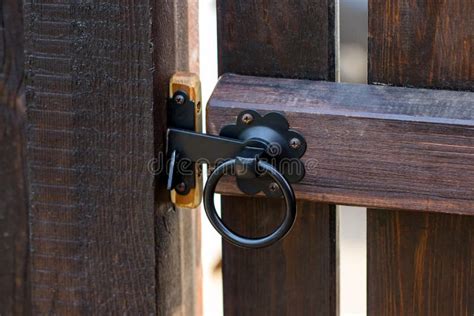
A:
23 0 201 314
368 0 472 91
368 211 474 315
24 0 157 313
152 0 201 315
0 0 30 314
368 1 473 315
216 1 337 315
208 74 474 215
222 197 336 315
218 0 335 81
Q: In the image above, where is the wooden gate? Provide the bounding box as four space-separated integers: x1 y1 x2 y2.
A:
1 0 472 315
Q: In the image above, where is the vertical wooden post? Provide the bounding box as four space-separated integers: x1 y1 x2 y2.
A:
0 0 30 314
367 1 473 315
24 0 157 313
152 1 201 314
22 0 200 314
216 1 337 315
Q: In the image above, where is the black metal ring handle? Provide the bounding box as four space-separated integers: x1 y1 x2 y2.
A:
203 159 297 248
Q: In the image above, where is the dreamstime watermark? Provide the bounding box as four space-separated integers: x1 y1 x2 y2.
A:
147 150 319 178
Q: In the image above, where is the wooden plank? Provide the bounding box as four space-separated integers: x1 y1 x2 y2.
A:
0 0 30 314
221 197 337 315
24 0 201 314
215 1 337 315
152 1 201 315
367 1 473 315
368 0 472 91
368 211 474 315
217 0 335 81
207 74 474 215
24 1 157 313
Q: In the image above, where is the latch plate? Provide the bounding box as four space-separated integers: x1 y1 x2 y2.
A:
168 72 202 208
219 110 306 197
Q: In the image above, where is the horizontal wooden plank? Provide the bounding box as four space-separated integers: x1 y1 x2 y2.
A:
207 74 474 214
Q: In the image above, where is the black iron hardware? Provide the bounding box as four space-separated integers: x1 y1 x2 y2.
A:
167 91 307 248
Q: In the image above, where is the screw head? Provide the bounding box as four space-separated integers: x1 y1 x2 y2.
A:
241 113 254 125
289 138 302 150
176 182 187 193
174 94 185 105
268 182 279 192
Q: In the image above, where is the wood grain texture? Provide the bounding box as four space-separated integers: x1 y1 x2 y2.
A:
0 0 30 314
215 1 337 315
368 0 473 91
368 211 474 315
24 0 156 313
222 198 336 316
368 1 473 315
217 0 335 81
208 74 474 215
152 0 201 315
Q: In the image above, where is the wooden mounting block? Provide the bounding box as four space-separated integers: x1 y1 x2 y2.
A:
207 74 474 215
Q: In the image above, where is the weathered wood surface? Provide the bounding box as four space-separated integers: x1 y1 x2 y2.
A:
0 0 201 314
208 74 474 215
367 1 473 315
24 0 157 313
222 198 337 316
216 1 337 315
153 0 201 315
0 0 30 314
218 0 335 81
368 212 474 315
23 0 201 314
369 0 472 91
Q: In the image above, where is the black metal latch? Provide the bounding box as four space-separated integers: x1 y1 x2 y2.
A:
167 75 307 248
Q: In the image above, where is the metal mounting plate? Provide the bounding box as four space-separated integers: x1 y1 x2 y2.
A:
220 110 306 197
167 72 202 208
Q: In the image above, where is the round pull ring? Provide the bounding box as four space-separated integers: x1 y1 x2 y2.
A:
203 159 297 248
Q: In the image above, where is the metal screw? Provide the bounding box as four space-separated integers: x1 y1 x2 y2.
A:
241 113 254 125
269 182 279 192
174 94 185 105
289 138 302 150
176 182 187 193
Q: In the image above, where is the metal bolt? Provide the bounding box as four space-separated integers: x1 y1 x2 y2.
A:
269 182 279 192
241 113 254 124
176 182 187 193
174 94 185 105
289 138 302 150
